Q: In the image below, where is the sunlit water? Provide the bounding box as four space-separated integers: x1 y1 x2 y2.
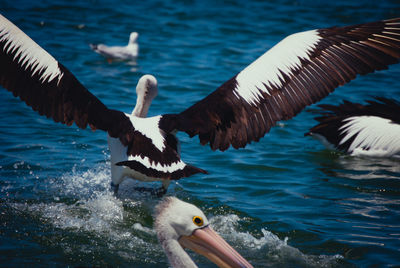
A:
1 0 399 267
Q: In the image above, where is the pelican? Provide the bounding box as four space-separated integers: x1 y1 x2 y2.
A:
1 14 399 194
155 197 253 267
306 97 400 157
89 31 139 60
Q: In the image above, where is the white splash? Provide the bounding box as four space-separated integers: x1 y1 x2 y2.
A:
133 222 156 235
210 214 343 267
9 163 162 262
12 164 124 233
57 162 112 198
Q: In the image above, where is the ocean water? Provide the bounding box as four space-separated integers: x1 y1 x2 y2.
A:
0 0 400 267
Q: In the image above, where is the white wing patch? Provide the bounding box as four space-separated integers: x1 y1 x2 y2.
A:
129 115 166 151
128 155 186 173
234 30 321 105
0 14 63 84
339 116 400 157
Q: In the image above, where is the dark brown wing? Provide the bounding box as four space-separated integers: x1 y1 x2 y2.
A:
0 14 133 145
160 18 400 151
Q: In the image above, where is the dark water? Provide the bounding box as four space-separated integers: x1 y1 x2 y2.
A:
1 0 400 267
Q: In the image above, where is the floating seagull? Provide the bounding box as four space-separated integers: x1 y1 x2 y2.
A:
155 197 253 267
89 31 139 60
306 97 400 157
1 14 400 194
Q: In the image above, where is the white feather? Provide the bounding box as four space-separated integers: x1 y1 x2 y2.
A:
234 30 321 105
0 14 63 84
128 155 186 173
129 115 165 151
339 116 400 157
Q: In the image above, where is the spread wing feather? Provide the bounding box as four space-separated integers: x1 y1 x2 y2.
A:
160 18 400 151
0 14 133 145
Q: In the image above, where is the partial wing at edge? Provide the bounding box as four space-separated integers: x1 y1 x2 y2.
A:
0 14 133 145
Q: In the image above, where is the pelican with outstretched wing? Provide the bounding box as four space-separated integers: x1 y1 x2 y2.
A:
1 14 399 194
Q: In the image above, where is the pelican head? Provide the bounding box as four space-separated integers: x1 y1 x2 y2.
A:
132 74 158 117
129 32 139 45
155 197 253 268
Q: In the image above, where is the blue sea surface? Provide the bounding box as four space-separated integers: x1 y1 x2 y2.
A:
1 0 400 267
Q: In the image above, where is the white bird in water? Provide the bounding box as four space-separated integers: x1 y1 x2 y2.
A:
155 197 253 267
89 31 139 60
306 97 400 157
0 14 399 194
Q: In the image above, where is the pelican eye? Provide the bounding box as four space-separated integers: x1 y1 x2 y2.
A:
192 216 204 226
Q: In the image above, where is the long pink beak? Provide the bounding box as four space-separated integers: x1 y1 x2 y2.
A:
179 225 253 268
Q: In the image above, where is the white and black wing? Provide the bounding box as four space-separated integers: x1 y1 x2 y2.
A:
306 97 400 156
160 18 400 151
0 14 134 144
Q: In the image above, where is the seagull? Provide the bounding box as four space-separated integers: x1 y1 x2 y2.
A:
154 197 253 268
306 97 400 157
89 31 139 60
1 14 399 194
